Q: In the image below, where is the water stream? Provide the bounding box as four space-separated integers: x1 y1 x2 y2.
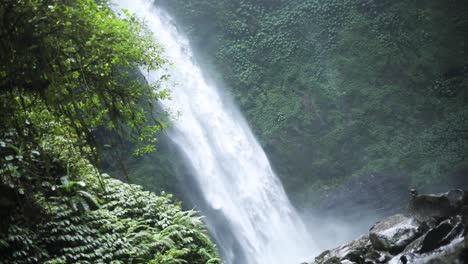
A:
116 1 316 263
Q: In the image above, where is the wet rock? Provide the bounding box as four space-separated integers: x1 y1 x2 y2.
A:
315 250 330 260
401 235 425 255
369 214 421 253
420 222 454 253
384 216 466 263
321 256 340 264
364 250 380 260
390 217 464 256
315 235 371 264
409 193 452 221
389 236 466 264
364 250 392 263
420 216 464 253
312 189 468 264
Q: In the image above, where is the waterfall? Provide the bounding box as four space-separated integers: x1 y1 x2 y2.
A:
115 1 316 263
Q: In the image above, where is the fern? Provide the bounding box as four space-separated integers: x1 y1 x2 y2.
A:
1 174 222 263
1 119 222 263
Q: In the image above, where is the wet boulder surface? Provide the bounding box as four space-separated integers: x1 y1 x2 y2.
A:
312 189 468 264
369 214 423 254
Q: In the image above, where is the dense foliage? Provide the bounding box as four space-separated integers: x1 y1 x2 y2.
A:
1 0 169 160
0 0 221 262
157 0 468 204
0 117 220 263
0 160 220 263
0 0 166 208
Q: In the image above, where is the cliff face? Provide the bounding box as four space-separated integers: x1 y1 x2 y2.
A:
311 189 468 264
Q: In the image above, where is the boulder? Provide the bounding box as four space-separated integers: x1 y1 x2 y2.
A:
369 214 421 253
315 235 371 264
400 235 425 255
409 193 452 221
312 189 468 264
364 249 392 263
420 216 464 253
389 236 466 264
388 216 466 263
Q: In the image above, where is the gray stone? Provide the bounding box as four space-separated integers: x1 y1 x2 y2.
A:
313 190 468 264
369 214 421 253
409 193 452 221
388 216 466 264
419 216 464 253
389 236 465 264
364 250 392 263
315 235 371 264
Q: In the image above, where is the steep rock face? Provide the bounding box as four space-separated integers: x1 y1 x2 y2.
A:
311 189 468 264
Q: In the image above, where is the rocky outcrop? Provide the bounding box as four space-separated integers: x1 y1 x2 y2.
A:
369 214 424 254
312 189 468 264
314 235 372 264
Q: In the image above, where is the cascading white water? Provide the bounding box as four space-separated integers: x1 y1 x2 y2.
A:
115 1 316 263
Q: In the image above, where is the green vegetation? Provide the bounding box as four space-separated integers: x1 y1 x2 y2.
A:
0 133 220 263
158 0 468 204
1 0 467 261
0 0 220 263
1 0 169 160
